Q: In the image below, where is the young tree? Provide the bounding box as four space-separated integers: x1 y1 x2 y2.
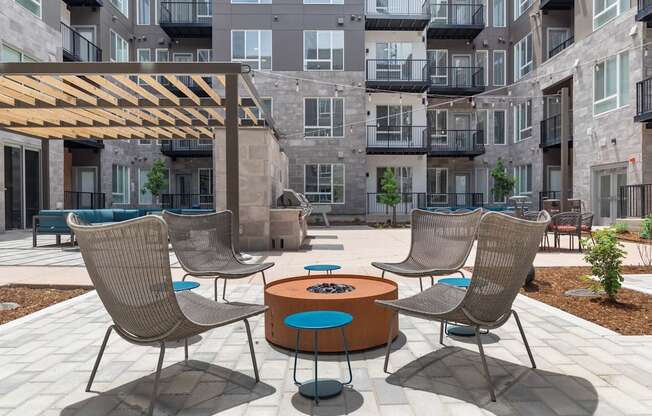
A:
490 159 515 203
582 227 626 302
143 159 168 205
378 168 402 226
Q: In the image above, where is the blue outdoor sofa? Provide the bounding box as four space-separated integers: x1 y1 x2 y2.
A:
33 208 214 247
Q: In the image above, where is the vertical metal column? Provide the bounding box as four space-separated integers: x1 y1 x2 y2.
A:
225 74 240 251
560 87 570 213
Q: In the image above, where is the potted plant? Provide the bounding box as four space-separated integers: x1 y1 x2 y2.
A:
378 168 402 226
142 159 168 206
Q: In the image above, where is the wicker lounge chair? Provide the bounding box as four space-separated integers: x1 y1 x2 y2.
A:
163 210 274 301
67 214 267 416
371 209 482 291
377 210 550 401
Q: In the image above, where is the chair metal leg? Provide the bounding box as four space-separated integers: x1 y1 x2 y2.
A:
419 278 423 292
244 319 260 382
148 342 166 416
213 277 219 301
261 271 267 286
383 313 397 373
475 326 496 402
222 279 228 302
439 321 445 345
86 325 113 392
381 270 385 279
313 330 319 404
182 273 190 281
512 310 536 369
431 276 435 287
184 338 189 363
293 330 301 385
341 328 352 384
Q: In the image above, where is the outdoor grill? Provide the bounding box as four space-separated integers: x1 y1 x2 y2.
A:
277 189 312 217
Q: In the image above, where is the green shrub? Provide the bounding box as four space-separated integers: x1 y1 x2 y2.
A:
613 222 628 234
378 168 401 226
581 228 625 302
641 215 652 239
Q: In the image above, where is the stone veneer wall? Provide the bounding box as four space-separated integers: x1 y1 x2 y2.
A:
214 128 289 251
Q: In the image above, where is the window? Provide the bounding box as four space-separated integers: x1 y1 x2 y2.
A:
232 0 271 3
240 97 272 121
428 50 448 86
427 168 448 205
304 31 344 71
112 165 130 204
198 168 214 205
513 164 532 195
231 30 272 70
513 100 532 142
110 0 129 17
493 110 505 144
376 167 413 195
492 50 506 86
493 0 505 26
304 98 344 138
155 48 169 63
475 168 488 204
594 52 629 115
137 0 150 25
475 50 488 86
137 48 151 62
594 0 626 30
1 44 35 62
110 31 129 62
547 28 570 58
513 33 532 80
197 49 212 62
16 0 41 17
514 0 532 20
138 168 169 205
376 105 413 142
304 0 343 3
476 110 488 144
428 109 448 145
304 164 345 204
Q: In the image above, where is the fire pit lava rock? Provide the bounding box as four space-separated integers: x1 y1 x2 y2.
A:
307 283 355 294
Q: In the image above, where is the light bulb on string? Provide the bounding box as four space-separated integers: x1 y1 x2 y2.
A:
295 79 300 92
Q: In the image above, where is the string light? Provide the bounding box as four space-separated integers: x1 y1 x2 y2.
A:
295 79 300 92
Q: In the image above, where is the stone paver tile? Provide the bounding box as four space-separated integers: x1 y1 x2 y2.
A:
531 387 590 415
371 378 408 406
596 386 652 415
5 395 60 416
601 375 652 400
0 382 50 408
379 404 415 416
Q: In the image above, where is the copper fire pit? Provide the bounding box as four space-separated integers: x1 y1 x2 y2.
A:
264 275 398 352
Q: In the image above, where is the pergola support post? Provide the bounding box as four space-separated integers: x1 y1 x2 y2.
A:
225 73 240 252
560 87 570 213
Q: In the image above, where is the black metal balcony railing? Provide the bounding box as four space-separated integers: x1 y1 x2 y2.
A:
366 59 429 83
540 112 573 147
64 191 106 209
636 77 652 122
61 22 102 62
63 0 104 7
161 193 214 209
548 36 574 58
429 66 484 92
366 192 484 215
430 3 484 25
636 0 652 21
619 184 652 218
366 0 429 15
159 1 212 24
428 129 485 155
425 192 484 208
366 125 427 152
160 140 213 157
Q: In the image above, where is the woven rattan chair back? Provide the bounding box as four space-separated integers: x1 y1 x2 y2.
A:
163 210 236 273
462 211 550 324
408 209 483 271
67 213 183 340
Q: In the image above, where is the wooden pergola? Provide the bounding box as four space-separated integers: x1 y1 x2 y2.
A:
0 62 275 248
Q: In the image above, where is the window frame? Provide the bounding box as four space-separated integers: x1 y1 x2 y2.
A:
513 33 532 81
136 0 151 25
493 0 506 27
303 163 346 204
110 0 129 18
492 109 506 145
112 165 130 205
593 51 629 116
1 43 36 63
15 0 42 18
475 50 489 87
513 164 533 195
513 0 532 20
304 0 343 3
547 27 571 58
303 30 344 71
593 0 623 30
304 97 345 138
138 167 169 205
492 50 506 86
198 168 214 205
231 0 272 3
230 30 272 70
513 100 532 143
110 30 129 62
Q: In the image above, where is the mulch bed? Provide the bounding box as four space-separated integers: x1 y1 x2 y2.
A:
615 231 652 245
0 286 89 325
520 266 652 335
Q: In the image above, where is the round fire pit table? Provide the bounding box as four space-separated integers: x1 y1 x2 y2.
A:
265 275 398 352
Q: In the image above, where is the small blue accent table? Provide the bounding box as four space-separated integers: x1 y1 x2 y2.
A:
438 277 486 337
284 310 353 404
173 281 200 292
304 264 341 276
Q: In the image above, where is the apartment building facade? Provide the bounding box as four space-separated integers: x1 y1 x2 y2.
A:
2 0 650 231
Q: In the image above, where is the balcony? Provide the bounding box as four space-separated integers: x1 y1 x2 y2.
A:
540 0 573 9
62 0 103 6
159 1 212 38
540 113 573 148
427 3 484 39
428 65 485 95
61 22 102 62
366 125 428 154
365 0 431 30
548 36 574 59
637 0 652 24
619 184 652 218
162 193 214 209
64 191 106 209
427 129 485 157
635 77 652 122
366 59 429 92
64 139 104 149
160 140 213 157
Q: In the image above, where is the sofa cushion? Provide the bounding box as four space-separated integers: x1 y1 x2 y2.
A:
113 209 140 222
36 214 69 233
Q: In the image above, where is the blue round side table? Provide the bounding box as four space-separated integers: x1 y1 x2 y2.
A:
304 264 341 276
438 277 487 337
173 281 200 292
284 310 353 404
